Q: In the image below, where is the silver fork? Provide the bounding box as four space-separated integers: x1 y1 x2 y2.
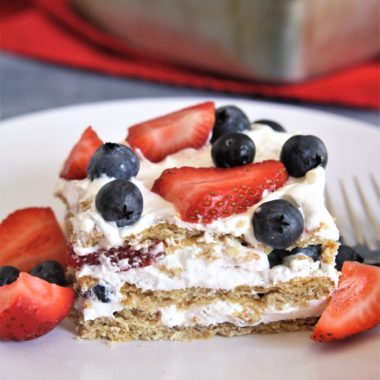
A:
326 174 380 265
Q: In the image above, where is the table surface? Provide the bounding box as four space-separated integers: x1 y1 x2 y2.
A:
0 52 379 127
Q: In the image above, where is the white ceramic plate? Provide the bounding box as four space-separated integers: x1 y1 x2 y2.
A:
0 98 379 380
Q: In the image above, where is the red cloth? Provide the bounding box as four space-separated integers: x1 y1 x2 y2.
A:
1 0 379 109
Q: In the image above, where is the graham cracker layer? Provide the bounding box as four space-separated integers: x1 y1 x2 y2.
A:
72 276 333 341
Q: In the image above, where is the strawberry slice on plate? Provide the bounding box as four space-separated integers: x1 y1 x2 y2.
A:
152 160 287 223
60 126 103 180
126 101 215 162
0 272 75 341
312 261 380 342
0 208 67 272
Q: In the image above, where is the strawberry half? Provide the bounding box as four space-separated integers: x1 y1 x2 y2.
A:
60 126 103 180
312 261 380 342
152 160 287 223
126 101 215 162
0 208 67 272
0 272 75 341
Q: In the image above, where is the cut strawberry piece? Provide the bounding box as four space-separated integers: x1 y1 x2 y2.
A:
66 242 165 271
312 262 380 342
0 272 74 341
60 126 103 180
152 160 287 223
0 208 67 272
126 101 215 162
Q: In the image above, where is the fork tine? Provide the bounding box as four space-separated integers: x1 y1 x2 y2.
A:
326 187 348 244
370 173 380 201
354 176 380 241
325 187 336 219
340 179 365 245
325 187 339 231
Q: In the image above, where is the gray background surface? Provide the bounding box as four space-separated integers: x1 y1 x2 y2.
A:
0 52 379 126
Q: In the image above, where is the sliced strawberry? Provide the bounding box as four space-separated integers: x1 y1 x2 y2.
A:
152 160 287 223
126 101 215 162
0 272 75 341
60 126 103 180
312 262 380 342
66 242 164 271
0 208 67 272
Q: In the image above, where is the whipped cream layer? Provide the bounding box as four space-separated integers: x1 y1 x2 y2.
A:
77 245 338 321
80 290 327 326
56 124 339 255
78 241 337 293
159 298 327 328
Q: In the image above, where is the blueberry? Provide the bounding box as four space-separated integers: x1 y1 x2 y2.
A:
252 199 304 249
267 245 321 268
267 249 289 268
0 266 20 287
254 119 286 132
211 132 255 168
92 284 111 303
87 143 140 180
335 245 364 271
291 245 322 261
210 106 251 143
96 179 143 227
29 260 66 286
280 135 328 178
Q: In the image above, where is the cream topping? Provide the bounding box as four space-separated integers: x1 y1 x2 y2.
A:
56 125 339 255
76 247 338 321
159 298 327 328
78 242 337 293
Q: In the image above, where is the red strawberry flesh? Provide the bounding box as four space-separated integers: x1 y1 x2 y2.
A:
66 242 165 271
60 126 103 180
312 261 380 342
126 101 215 162
152 160 288 223
0 272 75 341
0 207 67 272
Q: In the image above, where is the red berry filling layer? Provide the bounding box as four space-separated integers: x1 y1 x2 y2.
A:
66 242 165 271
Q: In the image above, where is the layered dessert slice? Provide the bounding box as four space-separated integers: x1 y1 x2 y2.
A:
56 102 339 341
